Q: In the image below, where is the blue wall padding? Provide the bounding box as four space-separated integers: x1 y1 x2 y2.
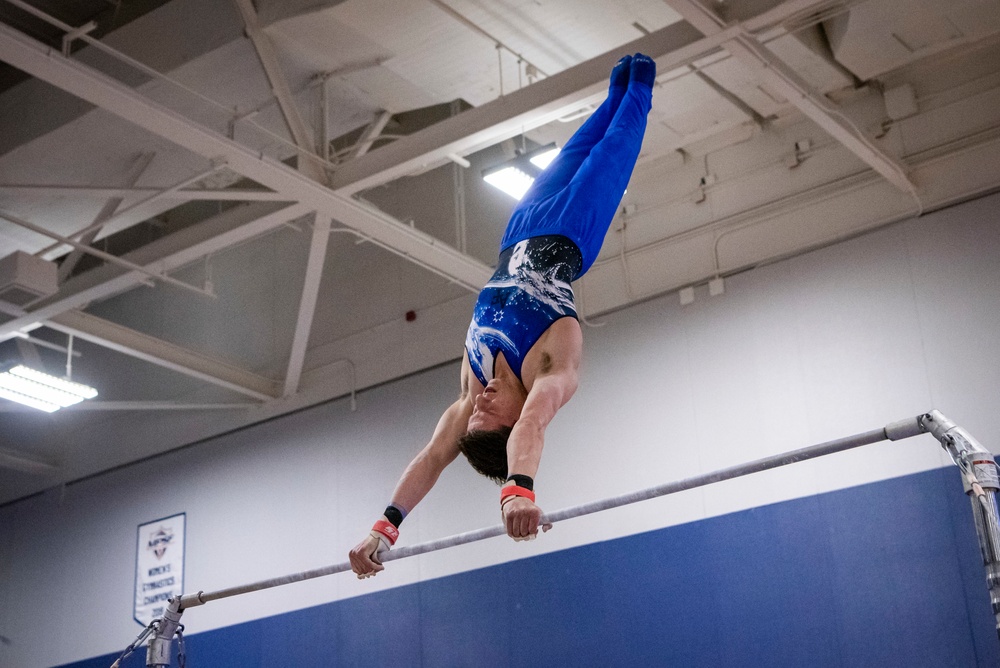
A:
66 467 1000 668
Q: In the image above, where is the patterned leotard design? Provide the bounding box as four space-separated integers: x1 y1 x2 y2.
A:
465 235 583 385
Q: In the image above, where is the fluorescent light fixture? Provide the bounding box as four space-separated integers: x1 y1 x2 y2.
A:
483 166 535 200
0 364 97 412
529 146 560 169
483 143 559 200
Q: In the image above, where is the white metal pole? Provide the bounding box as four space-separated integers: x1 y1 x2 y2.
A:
921 410 1000 641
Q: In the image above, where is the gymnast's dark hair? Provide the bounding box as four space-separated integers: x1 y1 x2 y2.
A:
457 427 512 485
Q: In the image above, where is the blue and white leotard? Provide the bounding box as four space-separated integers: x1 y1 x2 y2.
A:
465 55 654 384
465 235 582 385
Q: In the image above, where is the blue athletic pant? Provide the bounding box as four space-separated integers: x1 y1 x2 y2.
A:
499 77 653 279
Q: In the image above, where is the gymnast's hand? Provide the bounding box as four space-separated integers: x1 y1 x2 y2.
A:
349 533 385 579
502 496 552 542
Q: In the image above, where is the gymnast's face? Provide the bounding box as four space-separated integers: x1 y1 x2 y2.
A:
468 379 523 433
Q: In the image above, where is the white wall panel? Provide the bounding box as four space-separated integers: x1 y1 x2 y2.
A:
1 192 998 667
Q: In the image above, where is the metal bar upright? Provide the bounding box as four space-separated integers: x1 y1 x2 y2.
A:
921 410 1000 641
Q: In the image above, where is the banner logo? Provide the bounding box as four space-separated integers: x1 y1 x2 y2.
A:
147 526 174 559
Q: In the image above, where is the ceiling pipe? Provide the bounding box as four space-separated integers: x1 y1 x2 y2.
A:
0 185 288 201
0 209 216 298
33 163 228 259
54 152 156 280
67 402 254 410
3 0 236 122
425 0 550 78
9 331 83 357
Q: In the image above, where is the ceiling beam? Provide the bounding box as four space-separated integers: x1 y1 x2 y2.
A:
0 185 289 201
282 215 331 397
45 310 280 401
0 184 253 260
328 20 713 194
232 0 326 183
0 208 215 298
0 447 59 475
0 20 493 292
353 111 394 159
0 401 254 411
0 203 313 401
0 201 314 341
231 0 338 398
56 152 156 280
325 0 862 195
662 0 916 193
34 164 224 259
0 0 865 301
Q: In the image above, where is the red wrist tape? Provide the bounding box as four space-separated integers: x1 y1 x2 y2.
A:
371 519 399 546
500 485 535 504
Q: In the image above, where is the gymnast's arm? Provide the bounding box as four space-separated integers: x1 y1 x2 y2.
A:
502 330 582 540
348 357 474 577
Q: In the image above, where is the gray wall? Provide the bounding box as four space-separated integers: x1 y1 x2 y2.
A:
1 191 998 667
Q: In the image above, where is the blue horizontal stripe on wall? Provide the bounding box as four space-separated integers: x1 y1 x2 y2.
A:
67 466 999 668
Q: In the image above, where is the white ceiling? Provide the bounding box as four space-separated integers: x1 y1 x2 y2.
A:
1 0 999 505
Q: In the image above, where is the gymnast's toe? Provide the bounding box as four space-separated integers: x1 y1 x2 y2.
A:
629 53 656 88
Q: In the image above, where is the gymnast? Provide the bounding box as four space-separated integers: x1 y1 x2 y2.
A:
350 53 656 579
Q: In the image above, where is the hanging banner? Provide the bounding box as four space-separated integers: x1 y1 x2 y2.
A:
134 512 186 626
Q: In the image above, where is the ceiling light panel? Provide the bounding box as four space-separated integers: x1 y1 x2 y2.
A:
0 364 97 412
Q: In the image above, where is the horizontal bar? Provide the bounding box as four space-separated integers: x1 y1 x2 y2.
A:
178 420 914 609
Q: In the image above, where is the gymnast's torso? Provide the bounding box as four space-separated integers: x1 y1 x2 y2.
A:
465 235 583 386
